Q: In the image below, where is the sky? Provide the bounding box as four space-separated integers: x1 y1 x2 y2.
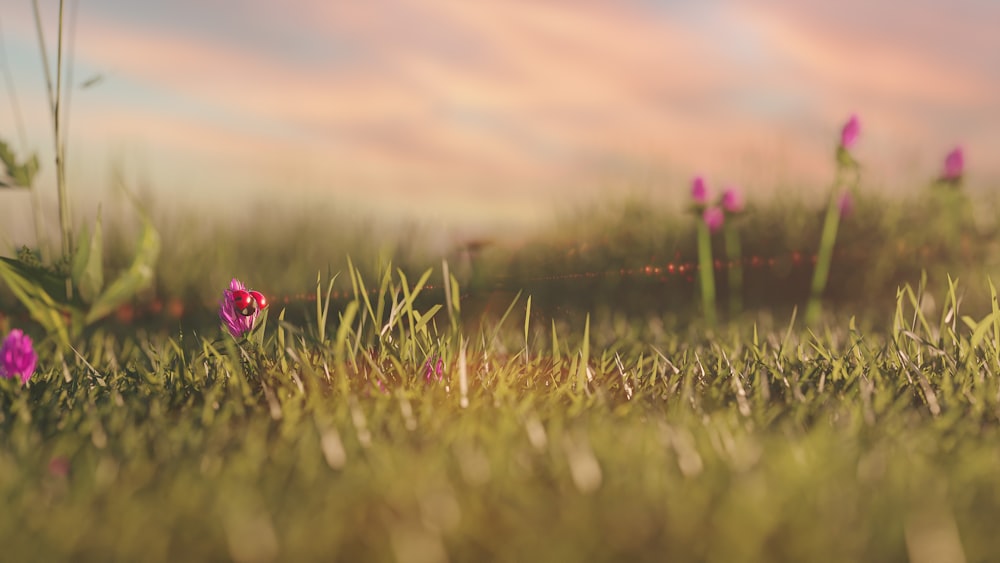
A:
1 0 998 237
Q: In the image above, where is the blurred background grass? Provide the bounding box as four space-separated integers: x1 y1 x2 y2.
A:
4 184 997 334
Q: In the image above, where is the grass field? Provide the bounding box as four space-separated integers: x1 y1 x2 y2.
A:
2 4 995 559
2 190 1000 562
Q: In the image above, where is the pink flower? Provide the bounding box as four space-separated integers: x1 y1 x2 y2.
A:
838 190 853 218
721 187 744 214
703 206 724 233
219 278 257 339
424 356 444 383
48 456 70 478
840 114 860 150
942 146 964 181
691 176 709 205
0 329 37 384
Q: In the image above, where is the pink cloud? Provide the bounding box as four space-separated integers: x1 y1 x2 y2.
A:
5 0 998 229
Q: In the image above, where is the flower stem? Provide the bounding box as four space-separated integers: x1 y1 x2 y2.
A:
31 0 71 260
724 224 742 317
806 191 842 324
697 222 716 328
54 0 71 260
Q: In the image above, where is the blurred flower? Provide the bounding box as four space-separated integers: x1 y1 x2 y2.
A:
942 146 964 182
840 114 860 150
424 356 444 383
219 278 257 339
838 190 854 218
703 206 724 233
720 187 744 214
691 176 709 206
0 329 37 384
48 456 71 478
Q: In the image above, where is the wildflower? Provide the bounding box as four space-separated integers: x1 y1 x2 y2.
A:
424 356 444 383
0 329 37 384
840 114 860 150
48 456 71 478
720 187 744 214
838 190 853 218
703 206 724 233
941 146 964 183
691 176 709 206
219 278 257 339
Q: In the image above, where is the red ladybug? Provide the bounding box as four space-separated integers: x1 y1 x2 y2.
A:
249 290 268 312
231 289 256 316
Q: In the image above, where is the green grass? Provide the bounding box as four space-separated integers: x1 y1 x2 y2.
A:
2 251 1000 561
2 189 1000 561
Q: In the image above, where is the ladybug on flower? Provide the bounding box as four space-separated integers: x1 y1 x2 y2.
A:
219 278 268 339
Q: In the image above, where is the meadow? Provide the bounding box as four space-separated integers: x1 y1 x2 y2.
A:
3 4 998 560
2 182 1000 562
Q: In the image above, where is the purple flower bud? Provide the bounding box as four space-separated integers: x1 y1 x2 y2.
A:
691 176 709 205
942 146 964 181
0 329 37 384
424 356 445 383
840 114 860 150
703 206 724 233
721 187 744 214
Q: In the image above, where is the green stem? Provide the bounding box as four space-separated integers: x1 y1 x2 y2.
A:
29 186 49 259
54 0 71 260
806 191 842 324
31 0 71 259
697 221 716 328
724 224 742 317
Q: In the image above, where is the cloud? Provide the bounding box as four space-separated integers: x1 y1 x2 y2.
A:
4 0 998 229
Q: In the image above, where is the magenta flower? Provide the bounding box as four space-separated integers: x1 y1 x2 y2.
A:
838 190 853 218
703 206 724 233
691 176 709 206
840 114 860 150
424 356 444 383
219 278 257 339
0 329 37 384
720 187 744 214
942 146 964 181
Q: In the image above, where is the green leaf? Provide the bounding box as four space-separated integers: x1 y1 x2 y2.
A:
13 154 39 188
0 256 75 304
316 270 339 343
85 212 160 324
970 312 998 351
577 313 590 392
70 223 90 283
0 140 39 188
413 304 442 336
250 307 269 347
335 300 359 396
0 258 73 347
70 209 104 303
